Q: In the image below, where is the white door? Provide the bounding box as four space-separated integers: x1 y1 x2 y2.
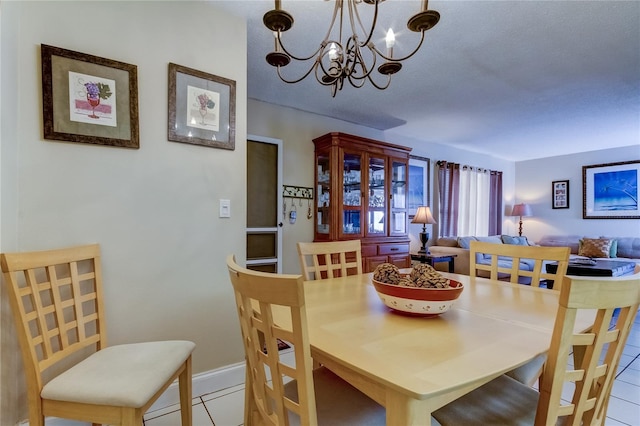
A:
246 135 283 273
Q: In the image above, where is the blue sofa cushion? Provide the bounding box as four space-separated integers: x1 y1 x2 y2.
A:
501 235 530 246
457 236 477 249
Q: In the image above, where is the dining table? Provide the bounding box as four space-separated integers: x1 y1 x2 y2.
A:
276 271 597 425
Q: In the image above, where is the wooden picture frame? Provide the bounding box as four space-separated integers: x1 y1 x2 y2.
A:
168 63 236 150
408 155 430 219
41 44 139 149
583 160 639 219
552 180 569 209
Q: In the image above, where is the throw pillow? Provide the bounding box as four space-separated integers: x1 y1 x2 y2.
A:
599 236 618 258
501 235 530 246
457 236 477 249
476 235 503 245
578 238 613 258
610 239 618 258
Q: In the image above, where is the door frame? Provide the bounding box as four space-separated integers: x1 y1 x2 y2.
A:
246 134 283 273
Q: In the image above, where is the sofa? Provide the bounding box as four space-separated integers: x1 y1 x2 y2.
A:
429 235 533 276
536 235 640 264
429 234 640 276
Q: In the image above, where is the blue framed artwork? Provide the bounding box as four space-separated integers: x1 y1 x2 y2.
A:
583 160 639 219
408 155 430 219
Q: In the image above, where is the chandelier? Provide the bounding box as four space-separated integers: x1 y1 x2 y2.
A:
263 0 440 97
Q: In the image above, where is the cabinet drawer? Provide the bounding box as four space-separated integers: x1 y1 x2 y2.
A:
365 256 388 273
389 254 411 269
378 243 409 255
361 244 378 257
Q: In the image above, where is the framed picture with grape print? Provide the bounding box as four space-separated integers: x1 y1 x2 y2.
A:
41 44 139 149
168 63 236 150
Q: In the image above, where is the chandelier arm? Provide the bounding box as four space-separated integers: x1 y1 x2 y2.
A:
347 73 368 88
275 60 323 85
371 31 426 62
276 32 326 62
350 0 380 47
363 71 392 90
276 0 344 63
344 42 376 81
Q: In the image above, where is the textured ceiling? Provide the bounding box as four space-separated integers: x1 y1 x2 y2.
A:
213 0 640 161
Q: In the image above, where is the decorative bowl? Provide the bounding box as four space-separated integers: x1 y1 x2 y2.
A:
372 277 464 317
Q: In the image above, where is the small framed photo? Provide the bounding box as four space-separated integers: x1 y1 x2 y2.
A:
583 160 639 219
408 155 430 219
552 180 569 209
41 44 139 149
168 63 236 150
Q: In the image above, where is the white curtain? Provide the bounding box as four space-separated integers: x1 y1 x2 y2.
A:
457 167 490 236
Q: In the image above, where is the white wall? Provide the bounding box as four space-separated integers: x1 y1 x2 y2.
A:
516 145 640 243
248 99 517 273
1 1 247 423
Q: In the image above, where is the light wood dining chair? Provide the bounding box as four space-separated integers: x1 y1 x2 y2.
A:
470 241 571 385
432 272 640 426
470 240 570 288
1 244 195 426
297 240 363 280
226 255 385 426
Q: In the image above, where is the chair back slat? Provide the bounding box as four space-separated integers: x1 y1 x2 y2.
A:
535 273 640 425
227 255 319 426
1 244 106 393
297 240 362 280
470 241 570 289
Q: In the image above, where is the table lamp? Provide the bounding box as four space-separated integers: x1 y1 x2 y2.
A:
411 206 437 254
511 203 532 236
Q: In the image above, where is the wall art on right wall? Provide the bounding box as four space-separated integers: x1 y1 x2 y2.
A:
583 160 639 219
552 180 569 209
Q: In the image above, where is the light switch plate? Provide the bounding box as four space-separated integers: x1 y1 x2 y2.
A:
219 199 231 218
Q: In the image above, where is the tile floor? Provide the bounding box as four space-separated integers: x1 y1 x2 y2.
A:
46 311 640 426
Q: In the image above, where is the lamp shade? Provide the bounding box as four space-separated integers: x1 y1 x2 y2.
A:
511 203 533 217
411 206 437 224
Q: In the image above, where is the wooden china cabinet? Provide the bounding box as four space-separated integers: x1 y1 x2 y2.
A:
313 132 412 272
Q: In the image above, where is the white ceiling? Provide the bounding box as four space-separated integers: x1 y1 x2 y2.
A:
213 0 640 161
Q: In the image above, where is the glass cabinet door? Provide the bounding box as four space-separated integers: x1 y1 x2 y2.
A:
316 152 331 235
367 156 386 235
342 153 362 236
390 159 407 235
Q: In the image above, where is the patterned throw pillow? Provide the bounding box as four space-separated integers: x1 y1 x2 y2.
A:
578 238 613 258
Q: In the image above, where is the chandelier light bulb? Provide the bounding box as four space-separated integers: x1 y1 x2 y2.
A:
328 42 339 61
385 29 395 49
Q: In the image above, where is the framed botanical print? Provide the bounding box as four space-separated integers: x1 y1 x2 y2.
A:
583 160 639 219
552 180 569 209
41 44 139 149
168 63 236 150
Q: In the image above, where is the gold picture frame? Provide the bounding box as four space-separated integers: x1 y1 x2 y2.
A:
41 44 139 149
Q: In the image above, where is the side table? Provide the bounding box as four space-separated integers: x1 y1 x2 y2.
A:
411 253 457 273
